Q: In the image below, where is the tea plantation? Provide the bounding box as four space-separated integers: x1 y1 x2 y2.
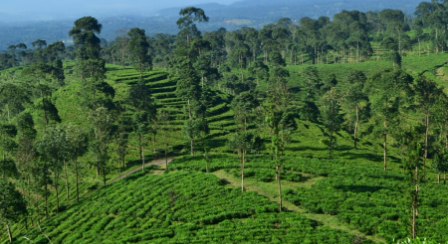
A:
5 169 369 244
3 51 448 243
168 155 448 242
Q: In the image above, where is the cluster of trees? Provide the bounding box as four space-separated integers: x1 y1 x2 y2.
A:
0 16 171 242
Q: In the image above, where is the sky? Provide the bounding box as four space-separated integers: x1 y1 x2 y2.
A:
0 0 240 22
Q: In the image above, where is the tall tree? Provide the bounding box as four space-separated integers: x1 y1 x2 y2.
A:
432 146 448 184
127 81 156 170
174 57 201 119
21 63 62 127
88 107 113 184
414 76 441 167
369 69 413 170
127 28 152 80
69 16 106 94
342 71 369 149
69 16 103 60
321 87 343 158
228 131 254 192
405 129 424 240
64 123 88 203
176 7 209 48
263 63 296 212
0 180 27 242
15 112 36 227
248 60 269 86
300 66 321 122
35 126 67 214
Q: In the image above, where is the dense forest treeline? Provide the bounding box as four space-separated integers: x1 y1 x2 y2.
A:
3 1 448 243
0 0 424 51
2 0 448 71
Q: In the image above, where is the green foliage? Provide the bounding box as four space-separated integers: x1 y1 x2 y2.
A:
68 16 102 60
0 180 27 239
127 28 152 78
9 170 362 243
320 87 343 158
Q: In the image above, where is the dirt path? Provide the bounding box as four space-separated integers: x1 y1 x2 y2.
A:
108 157 174 184
108 158 384 243
212 170 386 243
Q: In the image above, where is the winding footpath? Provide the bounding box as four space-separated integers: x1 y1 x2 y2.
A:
107 157 384 243
108 157 174 184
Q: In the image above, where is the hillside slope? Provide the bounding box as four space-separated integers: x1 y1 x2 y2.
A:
5 169 367 243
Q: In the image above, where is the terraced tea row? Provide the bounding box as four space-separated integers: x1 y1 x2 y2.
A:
11 170 368 243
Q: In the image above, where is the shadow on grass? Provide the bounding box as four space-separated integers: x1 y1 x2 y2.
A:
338 152 384 162
334 184 388 193
287 145 352 152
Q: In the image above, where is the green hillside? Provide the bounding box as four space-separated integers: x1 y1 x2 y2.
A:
5 169 370 244
2 48 448 243
5 5 448 241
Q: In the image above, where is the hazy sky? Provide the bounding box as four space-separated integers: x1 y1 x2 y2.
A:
1 0 240 21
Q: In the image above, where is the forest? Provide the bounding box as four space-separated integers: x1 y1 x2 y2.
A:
2 0 448 243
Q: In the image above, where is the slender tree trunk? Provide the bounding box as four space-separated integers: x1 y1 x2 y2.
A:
103 164 107 185
29 214 34 227
384 131 387 171
377 43 379 61
55 172 59 214
45 182 48 217
64 159 69 201
354 106 359 149
165 147 168 170
190 138 194 156
141 143 145 172
356 42 359 63
256 70 259 86
424 115 429 167
188 99 192 119
76 160 79 203
153 133 156 154
438 173 440 184
40 88 48 126
290 50 293 65
329 130 333 158
6 222 12 242
412 182 418 240
240 63 244 83
436 28 439 55
253 47 256 61
412 203 416 240
96 155 99 176
138 133 142 161
418 38 421 57
395 27 401 54
240 150 244 192
276 164 282 212
35 193 41 225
